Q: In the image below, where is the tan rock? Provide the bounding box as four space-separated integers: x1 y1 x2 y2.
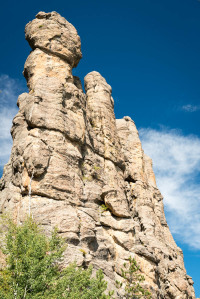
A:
24 48 73 90
25 11 82 67
84 71 124 167
0 11 195 299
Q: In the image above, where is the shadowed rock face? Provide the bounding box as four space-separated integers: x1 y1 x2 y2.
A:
0 11 195 298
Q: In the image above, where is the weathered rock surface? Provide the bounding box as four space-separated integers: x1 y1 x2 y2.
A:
25 11 82 67
0 11 195 298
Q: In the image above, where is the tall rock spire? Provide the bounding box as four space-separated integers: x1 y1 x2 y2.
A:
0 11 195 298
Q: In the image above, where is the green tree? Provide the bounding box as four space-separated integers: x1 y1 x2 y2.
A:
116 256 152 299
0 217 112 299
52 264 112 299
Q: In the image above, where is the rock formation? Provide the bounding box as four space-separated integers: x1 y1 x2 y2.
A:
0 11 195 298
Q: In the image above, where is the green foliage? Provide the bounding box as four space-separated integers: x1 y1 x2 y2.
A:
100 204 108 213
0 217 112 299
116 257 152 299
93 165 101 172
82 175 93 182
52 264 113 299
0 217 64 298
79 248 87 256
92 165 102 180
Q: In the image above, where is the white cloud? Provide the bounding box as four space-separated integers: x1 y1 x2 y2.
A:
0 75 26 169
139 128 200 250
182 104 200 112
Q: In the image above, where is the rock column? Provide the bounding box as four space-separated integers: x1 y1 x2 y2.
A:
0 11 195 299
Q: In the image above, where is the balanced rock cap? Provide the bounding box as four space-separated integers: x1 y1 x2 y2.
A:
25 11 82 68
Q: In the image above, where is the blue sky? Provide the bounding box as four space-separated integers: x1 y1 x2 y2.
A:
0 0 200 296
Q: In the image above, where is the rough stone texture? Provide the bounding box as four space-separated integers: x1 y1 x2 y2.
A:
25 11 82 67
0 11 195 298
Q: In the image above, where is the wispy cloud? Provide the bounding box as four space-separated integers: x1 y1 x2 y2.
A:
140 128 200 250
0 75 26 170
182 104 200 112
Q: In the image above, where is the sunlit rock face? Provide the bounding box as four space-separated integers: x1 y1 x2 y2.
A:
0 11 195 298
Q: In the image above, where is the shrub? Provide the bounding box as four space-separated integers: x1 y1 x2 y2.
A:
116 256 152 299
0 217 112 299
